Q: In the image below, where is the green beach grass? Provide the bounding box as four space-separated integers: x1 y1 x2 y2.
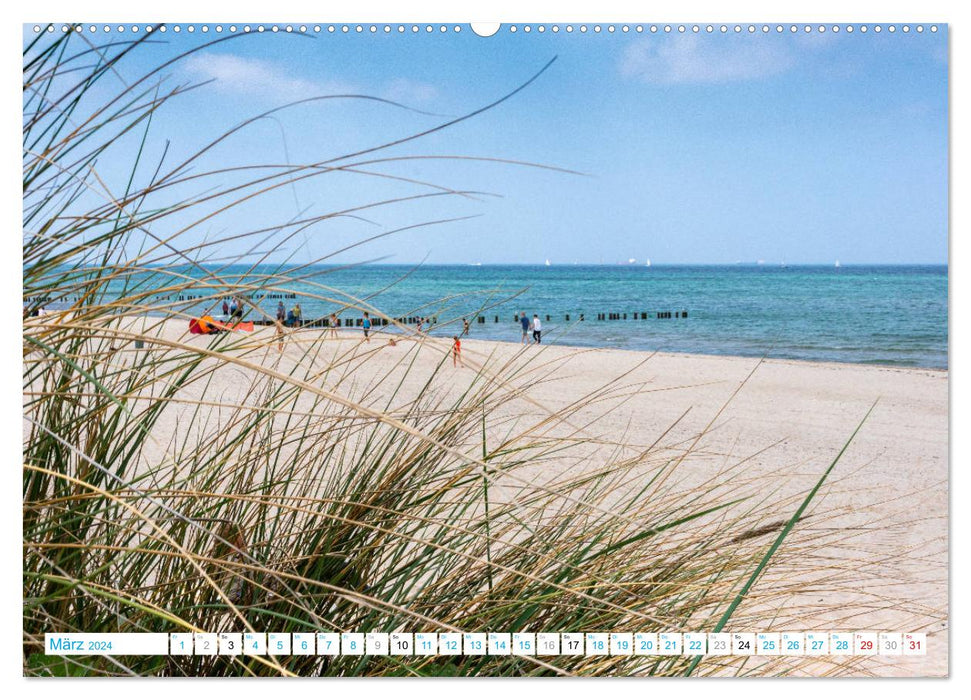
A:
22 27 920 677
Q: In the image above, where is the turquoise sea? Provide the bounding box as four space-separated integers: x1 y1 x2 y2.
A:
50 264 950 369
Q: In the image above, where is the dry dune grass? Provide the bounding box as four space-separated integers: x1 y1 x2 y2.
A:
22 27 945 677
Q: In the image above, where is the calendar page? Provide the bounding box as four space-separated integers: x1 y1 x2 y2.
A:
21 8 949 681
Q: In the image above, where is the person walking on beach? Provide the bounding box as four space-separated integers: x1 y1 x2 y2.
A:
329 313 339 338
519 312 530 345
532 314 542 344
462 317 470 336
276 301 285 322
362 312 372 342
452 336 462 367
274 319 285 352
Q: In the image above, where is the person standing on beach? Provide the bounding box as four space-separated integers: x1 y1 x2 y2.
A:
362 312 372 342
452 336 462 367
222 299 229 317
229 297 238 319
329 313 339 338
292 303 302 327
274 319 284 352
276 301 285 322
520 312 530 345
462 317 470 336
532 314 542 344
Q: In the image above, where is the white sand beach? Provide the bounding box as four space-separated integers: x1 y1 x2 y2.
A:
25 314 946 677
22 22 951 680
107 318 944 676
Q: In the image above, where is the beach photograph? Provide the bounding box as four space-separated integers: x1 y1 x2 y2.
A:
22 19 948 678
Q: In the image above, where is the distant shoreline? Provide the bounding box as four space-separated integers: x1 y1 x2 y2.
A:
148 318 947 374
28 309 949 371
27 263 947 369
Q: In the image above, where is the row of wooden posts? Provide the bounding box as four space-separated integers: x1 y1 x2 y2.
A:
485 312 688 322
255 311 688 328
24 293 300 303
265 311 688 324
25 293 688 323
168 293 298 302
256 316 440 328
24 297 688 326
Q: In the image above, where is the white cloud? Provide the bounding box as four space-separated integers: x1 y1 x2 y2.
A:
184 53 443 111
183 53 351 101
620 35 795 85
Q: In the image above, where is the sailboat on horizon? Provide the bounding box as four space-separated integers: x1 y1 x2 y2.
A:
645 258 652 267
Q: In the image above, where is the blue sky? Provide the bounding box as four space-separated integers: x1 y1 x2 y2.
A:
24 24 948 264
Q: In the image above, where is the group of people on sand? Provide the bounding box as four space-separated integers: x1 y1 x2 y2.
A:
265 304 466 365
519 311 543 344
351 312 459 363
274 300 303 328
269 302 302 353
265 305 539 367
221 296 246 320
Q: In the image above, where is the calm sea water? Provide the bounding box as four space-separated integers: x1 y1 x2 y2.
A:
87 264 950 369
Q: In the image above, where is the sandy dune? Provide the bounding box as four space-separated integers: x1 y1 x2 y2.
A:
42 316 949 676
